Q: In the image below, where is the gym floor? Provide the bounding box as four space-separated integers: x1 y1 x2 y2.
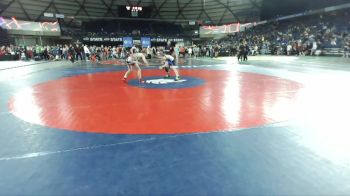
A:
0 56 349 195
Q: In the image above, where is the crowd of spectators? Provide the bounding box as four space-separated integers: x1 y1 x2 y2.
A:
0 44 120 62
199 10 350 58
0 43 172 63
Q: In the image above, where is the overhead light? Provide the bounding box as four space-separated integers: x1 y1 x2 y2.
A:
55 14 64 19
44 12 54 17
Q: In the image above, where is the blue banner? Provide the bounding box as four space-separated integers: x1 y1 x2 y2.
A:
141 37 151 48
123 37 133 47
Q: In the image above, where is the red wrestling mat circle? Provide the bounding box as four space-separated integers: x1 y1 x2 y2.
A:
9 69 302 134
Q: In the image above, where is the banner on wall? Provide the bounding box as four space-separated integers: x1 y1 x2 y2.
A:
151 38 184 42
81 36 183 43
141 37 151 47
123 37 133 47
82 37 122 42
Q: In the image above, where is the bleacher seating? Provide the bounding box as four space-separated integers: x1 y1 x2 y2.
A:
322 48 343 56
199 9 350 57
82 20 184 38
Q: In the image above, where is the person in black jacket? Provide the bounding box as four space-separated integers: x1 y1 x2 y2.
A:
243 44 249 61
68 44 76 63
237 44 245 62
75 44 83 61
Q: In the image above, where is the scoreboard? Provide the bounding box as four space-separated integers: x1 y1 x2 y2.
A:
118 6 151 18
